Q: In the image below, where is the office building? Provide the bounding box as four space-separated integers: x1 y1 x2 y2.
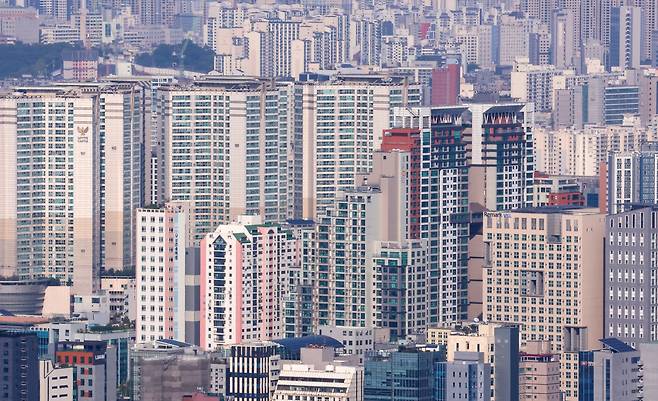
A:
131 341 216 401
273 347 364 401
159 78 298 243
435 352 491 401
364 347 441 401
317 325 375 364
494 325 520 401
638 342 658 398
300 75 421 219
0 331 38 401
605 206 658 346
44 321 132 388
226 342 281 401
136 204 191 343
0 83 147 291
578 338 642 401
483 208 605 398
200 216 298 349
55 341 117 401
431 63 460 106
428 322 519 400
604 86 640 126
483 208 605 353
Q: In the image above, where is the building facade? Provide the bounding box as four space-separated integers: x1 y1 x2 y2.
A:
159 78 299 243
136 204 190 343
0 83 146 290
0 331 38 401
604 206 658 346
200 216 298 349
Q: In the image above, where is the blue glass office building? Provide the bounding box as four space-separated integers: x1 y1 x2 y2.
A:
364 348 442 401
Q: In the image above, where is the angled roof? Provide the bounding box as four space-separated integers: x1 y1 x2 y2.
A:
600 338 636 353
273 335 343 352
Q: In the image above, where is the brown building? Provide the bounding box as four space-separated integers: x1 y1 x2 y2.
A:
62 49 98 82
520 341 561 401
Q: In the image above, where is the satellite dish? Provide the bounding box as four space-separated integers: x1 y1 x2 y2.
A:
474 318 479 323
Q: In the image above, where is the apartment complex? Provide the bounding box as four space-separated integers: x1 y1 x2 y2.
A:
0 331 39 401
54 341 117 401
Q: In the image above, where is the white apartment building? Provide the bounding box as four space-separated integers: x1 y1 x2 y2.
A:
300 76 421 219
534 120 658 176
136 204 190 343
511 59 563 112
200 215 299 350
159 77 299 243
0 83 145 292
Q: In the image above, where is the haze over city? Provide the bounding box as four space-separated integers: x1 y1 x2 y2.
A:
0 0 656 400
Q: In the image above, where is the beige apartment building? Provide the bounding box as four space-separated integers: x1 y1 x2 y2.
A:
482 207 605 399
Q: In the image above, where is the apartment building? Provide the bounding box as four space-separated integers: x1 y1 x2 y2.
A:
135 203 191 343
0 83 146 292
300 75 421 219
200 216 298 349
392 107 470 324
159 77 299 243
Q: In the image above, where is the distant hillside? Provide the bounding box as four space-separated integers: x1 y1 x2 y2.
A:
0 42 84 78
134 40 214 73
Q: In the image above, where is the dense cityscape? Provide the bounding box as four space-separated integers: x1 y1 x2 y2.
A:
0 0 657 400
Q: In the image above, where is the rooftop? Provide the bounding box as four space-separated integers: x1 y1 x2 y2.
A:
499 206 600 215
600 338 636 353
273 335 344 352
